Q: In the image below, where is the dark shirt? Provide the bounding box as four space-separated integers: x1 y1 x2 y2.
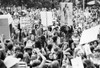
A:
0 59 7 68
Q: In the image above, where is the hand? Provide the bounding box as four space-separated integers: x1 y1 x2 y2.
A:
34 48 40 53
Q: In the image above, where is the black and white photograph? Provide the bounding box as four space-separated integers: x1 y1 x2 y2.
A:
0 0 100 68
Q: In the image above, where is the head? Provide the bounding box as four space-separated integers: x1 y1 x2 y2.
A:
48 26 52 32
51 61 60 68
25 48 32 55
30 34 35 41
83 60 95 68
73 30 78 37
41 35 46 42
7 43 13 51
93 40 98 47
15 46 21 53
52 36 57 43
47 44 53 51
15 52 23 60
35 41 42 49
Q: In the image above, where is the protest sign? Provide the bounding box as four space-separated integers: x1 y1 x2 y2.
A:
47 11 53 26
60 2 73 26
20 17 31 29
67 3 73 26
40 11 53 27
80 25 100 45
0 15 10 39
71 57 84 68
60 2 66 25
40 11 47 27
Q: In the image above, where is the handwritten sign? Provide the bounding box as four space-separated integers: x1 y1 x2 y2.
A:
20 17 31 29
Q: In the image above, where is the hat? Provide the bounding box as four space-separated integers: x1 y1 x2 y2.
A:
24 40 33 50
24 46 33 50
4 56 20 68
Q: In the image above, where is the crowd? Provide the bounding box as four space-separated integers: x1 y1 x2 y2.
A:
0 5 100 68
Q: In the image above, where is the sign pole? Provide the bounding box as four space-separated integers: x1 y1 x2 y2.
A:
83 0 85 11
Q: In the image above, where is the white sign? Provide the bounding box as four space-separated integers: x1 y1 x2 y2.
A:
0 15 11 39
80 25 100 45
0 14 14 24
67 3 73 26
40 11 53 27
71 57 84 68
40 11 47 27
60 2 66 25
47 12 53 26
60 2 73 26
20 17 31 28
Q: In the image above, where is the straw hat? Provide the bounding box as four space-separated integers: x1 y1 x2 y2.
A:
4 56 20 68
24 46 33 50
24 40 33 50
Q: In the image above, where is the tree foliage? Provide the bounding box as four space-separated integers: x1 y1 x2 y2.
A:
0 0 61 8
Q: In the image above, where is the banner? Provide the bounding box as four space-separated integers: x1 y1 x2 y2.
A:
20 17 31 29
60 2 73 26
60 2 66 25
80 25 100 45
67 3 73 26
0 15 10 39
40 11 47 27
71 57 84 68
47 11 53 26
40 11 53 27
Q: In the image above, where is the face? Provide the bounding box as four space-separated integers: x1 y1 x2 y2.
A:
15 49 21 53
31 34 35 41
78 28 81 32
31 54 37 60
49 53 53 59
71 43 75 49
73 33 78 37
93 41 98 47
27 49 32 54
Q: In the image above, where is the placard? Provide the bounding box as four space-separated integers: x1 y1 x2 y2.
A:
80 25 100 45
60 2 66 25
40 11 53 27
47 11 53 26
40 11 47 27
67 3 73 26
71 57 84 68
0 17 10 39
60 2 73 26
20 17 31 29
